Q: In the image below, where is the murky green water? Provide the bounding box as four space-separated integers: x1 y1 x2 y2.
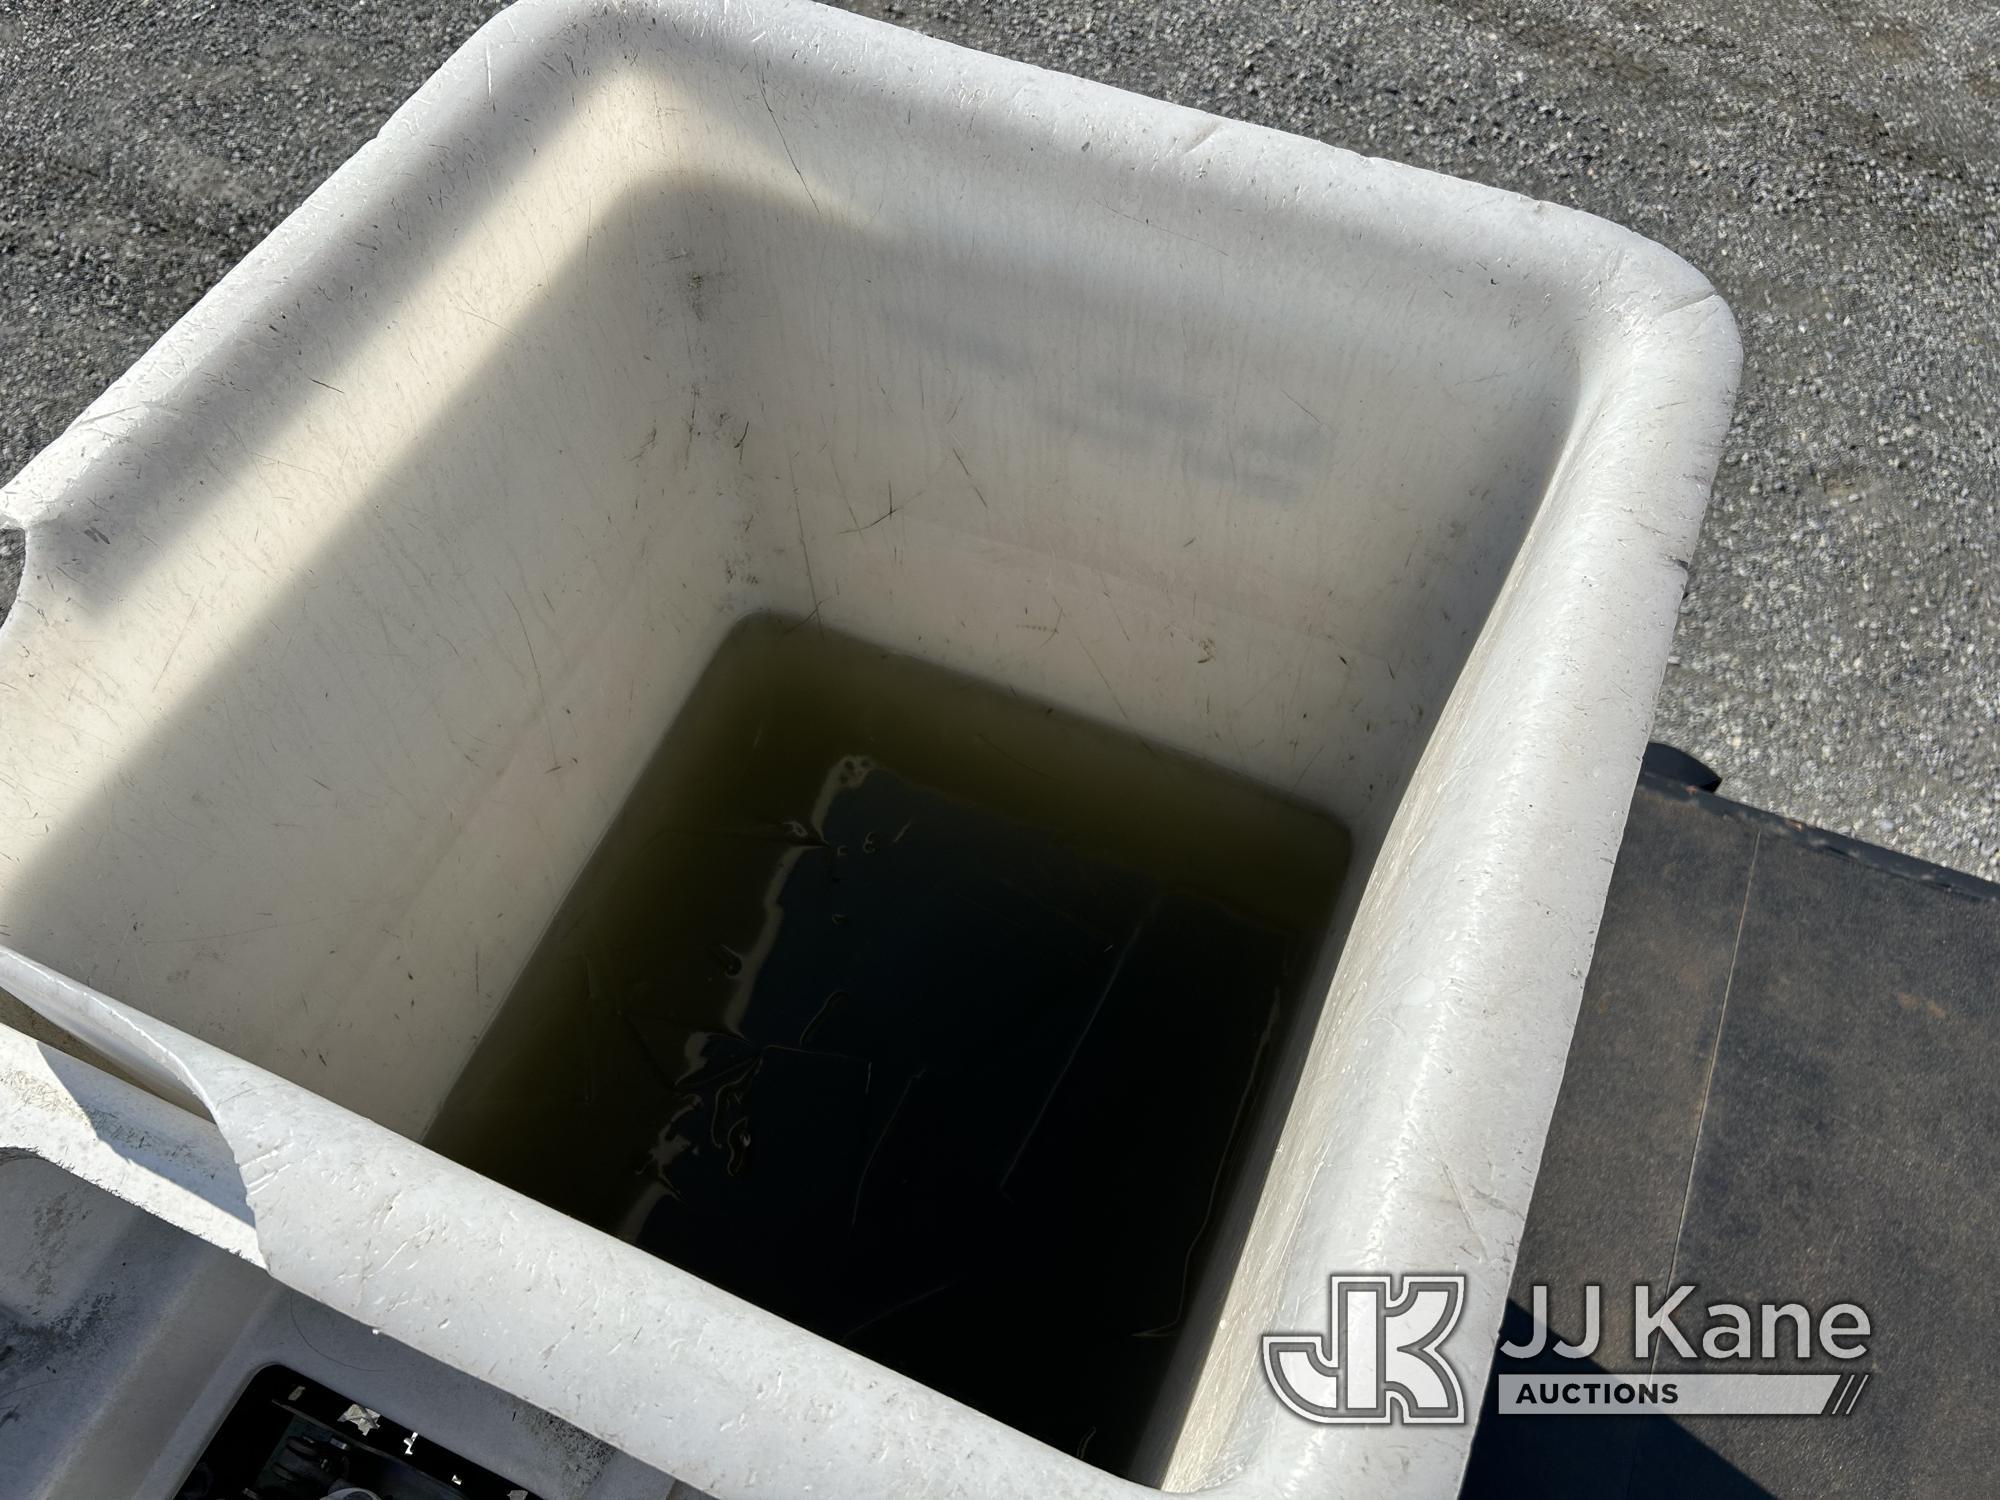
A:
426 614 1349 1478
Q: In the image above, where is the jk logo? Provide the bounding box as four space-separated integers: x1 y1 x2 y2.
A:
1263 1273 1468 1424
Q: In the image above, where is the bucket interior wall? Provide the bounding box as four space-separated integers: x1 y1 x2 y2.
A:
0 43 1583 1481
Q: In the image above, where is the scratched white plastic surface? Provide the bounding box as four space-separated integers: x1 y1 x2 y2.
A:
0 1147 679 1500
0 0 1737 1495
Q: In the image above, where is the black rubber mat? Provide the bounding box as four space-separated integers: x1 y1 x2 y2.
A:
1460 774 2000 1498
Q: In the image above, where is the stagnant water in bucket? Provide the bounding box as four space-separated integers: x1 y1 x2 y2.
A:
426 614 1350 1479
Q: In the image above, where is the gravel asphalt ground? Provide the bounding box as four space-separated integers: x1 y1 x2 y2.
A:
3 0 1995 875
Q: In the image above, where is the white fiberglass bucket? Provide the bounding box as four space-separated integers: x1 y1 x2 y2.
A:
0 1 1737 1495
